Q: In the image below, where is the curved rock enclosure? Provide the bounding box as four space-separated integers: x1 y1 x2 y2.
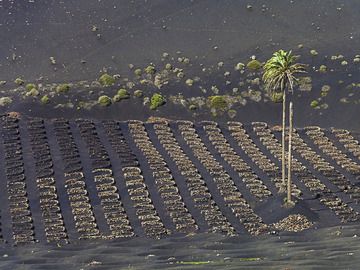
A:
1 114 360 245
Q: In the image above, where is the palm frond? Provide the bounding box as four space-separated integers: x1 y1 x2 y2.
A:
262 50 307 95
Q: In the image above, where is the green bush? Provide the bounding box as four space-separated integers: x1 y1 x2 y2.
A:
150 93 165 110
270 92 283 103
144 65 156 74
319 65 327 73
98 95 112 106
56 83 70 93
134 90 143 98
117 88 130 99
40 95 50 104
246 60 262 70
15 77 24 85
310 100 319 108
209 96 228 111
134 69 142 76
98 73 115 86
26 83 36 91
26 88 39 97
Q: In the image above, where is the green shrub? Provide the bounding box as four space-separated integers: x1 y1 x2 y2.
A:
40 95 50 104
227 109 237 119
26 83 36 91
310 100 319 108
134 69 142 76
270 92 283 103
15 77 24 85
144 65 156 74
246 60 262 70
98 95 112 106
26 88 39 97
98 73 115 86
209 96 227 111
117 88 130 99
134 90 143 98
56 83 70 93
319 65 327 73
150 93 165 110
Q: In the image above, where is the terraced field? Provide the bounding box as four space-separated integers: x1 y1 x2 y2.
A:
1 114 360 246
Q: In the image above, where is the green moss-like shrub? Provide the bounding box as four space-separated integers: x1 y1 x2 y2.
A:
185 79 194 86
310 100 319 108
56 83 70 93
319 65 327 73
144 65 156 74
310 49 318 56
98 95 112 106
134 69 142 76
26 83 36 91
98 73 115 86
134 90 143 98
209 96 228 111
270 92 283 103
26 88 39 97
15 77 24 85
150 93 165 110
246 60 262 70
117 88 130 99
40 95 50 104
227 109 237 119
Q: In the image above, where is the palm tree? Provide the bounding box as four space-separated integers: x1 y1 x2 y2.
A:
262 50 306 204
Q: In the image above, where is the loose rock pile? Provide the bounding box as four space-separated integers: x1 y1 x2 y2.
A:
272 214 313 232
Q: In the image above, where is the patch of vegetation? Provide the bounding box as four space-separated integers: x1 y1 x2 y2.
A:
270 92 283 103
185 79 194 86
56 83 70 93
40 95 50 104
0 97 13 106
235 62 245 71
246 59 262 70
144 65 156 74
310 49 318 56
98 95 112 106
117 88 130 99
14 77 24 85
227 109 237 118
310 100 319 108
320 85 331 97
134 90 143 98
150 93 165 110
98 73 115 86
26 83 37 91
26 88 39 97
319 65 327 73
134 68 142 76
298 76 312 92
209 95 228 111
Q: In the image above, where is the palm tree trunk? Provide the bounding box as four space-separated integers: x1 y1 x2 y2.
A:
287 101 293 203
281 91 286 192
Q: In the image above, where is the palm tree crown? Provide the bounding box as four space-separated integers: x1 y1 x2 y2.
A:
263 50 306 94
